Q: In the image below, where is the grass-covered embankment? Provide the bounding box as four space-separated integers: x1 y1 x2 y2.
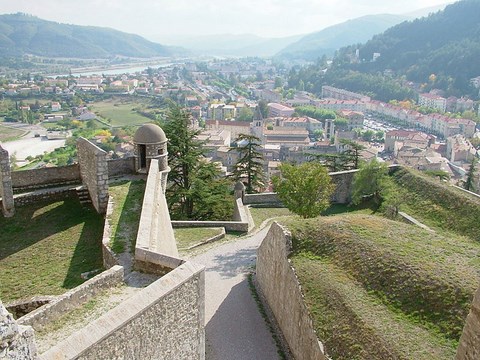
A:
284 214 480 359
392 167 480 240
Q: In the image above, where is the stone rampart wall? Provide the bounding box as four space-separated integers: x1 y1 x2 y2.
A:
40 262 205 360
0 145 14 217
172 220 249 233
107 157 135 178
456 284 480 359
18 265 124 331
77 137 109 214
12 165 80 191
244 192 281 205
256 222 326 360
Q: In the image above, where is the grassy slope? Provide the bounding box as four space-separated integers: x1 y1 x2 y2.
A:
0 199 104 302
392 167 480 241
0 124 26 142
283 214 480 358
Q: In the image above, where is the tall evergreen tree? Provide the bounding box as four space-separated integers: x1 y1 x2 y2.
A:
340 139 365 169
161 104 232 220
464 157 477 192
230 133 265 193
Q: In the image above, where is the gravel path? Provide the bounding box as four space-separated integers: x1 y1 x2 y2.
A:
192 226 280 360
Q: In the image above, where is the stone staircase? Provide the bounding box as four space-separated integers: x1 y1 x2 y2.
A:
76 186 92 206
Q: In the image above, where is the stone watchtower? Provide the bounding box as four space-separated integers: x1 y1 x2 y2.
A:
133 123 170 192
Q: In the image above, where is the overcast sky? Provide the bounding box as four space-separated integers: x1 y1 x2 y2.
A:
0 0 453 40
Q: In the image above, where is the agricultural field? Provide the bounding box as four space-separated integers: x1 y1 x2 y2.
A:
0 123 26 142
90 99 153 127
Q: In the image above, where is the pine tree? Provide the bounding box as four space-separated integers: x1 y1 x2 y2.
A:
162 104 232 220
464 158 477 192
230 134 265 193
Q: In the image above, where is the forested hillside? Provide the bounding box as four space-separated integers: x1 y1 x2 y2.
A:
288 0 480 100
339 0 480 96
0 13 180 59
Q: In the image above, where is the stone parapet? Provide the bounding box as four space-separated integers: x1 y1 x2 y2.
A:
456 284 480 359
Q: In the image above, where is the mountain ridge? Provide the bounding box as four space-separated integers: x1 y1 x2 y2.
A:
0 13 184 59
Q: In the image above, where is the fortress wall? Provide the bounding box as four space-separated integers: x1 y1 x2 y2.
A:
40 261 205 360
77 137 109 214
456 284 480 360
11 164 80 191
18 265 124 331
107 156 135 178
0 145 14 217
244 192 281 205
329 169 357 204
256 222 326 360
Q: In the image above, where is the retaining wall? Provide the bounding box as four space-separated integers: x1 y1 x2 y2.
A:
256 222 326 360
18 266 124 331
456 284 480 359
77 137 109 214
40 261 205 360
14 186 77 207
107 157 136 178
12 164 80 191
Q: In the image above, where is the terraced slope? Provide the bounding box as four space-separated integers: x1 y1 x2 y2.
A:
284 215 480 359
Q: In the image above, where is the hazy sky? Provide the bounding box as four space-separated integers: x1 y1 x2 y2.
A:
0 0 453 40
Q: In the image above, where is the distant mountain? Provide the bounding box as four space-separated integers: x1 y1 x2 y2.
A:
344 0 480 95
154 33 303 57
276 14 411 61
0 13 184 59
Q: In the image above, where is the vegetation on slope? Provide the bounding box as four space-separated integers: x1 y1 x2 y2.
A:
0 13 179 58
391 167 480 241
285 214 479 358
0 198 104 302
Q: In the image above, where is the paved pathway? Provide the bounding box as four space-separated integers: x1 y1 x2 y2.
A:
192 226 280 360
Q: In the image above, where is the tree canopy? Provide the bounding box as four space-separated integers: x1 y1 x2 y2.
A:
273 162 335 218
230 133 265 193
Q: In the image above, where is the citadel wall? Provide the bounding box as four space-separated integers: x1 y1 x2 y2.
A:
76 137 109 214
256 222 326 360
11 164 80 191
0 145 14 217
456 284 480 360
40 262 205 360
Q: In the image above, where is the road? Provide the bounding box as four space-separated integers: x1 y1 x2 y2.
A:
0 123 66 165
192 226 280 360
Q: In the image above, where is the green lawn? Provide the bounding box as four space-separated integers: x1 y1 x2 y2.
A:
0 198 104 302
108 180 145 254
174 227 224 251
91 100 152 127
0 124 26 142
248 206 293 229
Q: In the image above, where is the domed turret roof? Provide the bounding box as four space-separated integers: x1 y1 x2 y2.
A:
133 123 167 144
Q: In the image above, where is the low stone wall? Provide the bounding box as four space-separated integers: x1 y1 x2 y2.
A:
12 164 81 191
18 266 124 331
172 220 249 233
14 186 77 207
456 284 480 359
6 296 55 319
256 222 326 360
107 157 135 178
0 301 37 359
244 192 280 205
101 197 120 269
135 248 184 276
40 261 205 360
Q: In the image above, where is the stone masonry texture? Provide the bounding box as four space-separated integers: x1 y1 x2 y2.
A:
76 137 109 214
256 222 326 360
456 284 480 359
0 145 14 217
